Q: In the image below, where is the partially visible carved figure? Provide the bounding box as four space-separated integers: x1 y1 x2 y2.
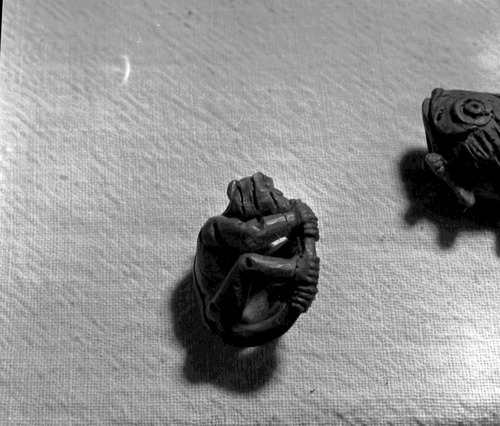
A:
423 88 500 207
193 172 320 347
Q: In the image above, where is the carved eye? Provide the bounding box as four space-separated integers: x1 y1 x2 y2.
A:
452 96 492 126
463 99 486 118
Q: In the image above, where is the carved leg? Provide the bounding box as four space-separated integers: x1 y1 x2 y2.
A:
425 153 475 207
206 253 296 331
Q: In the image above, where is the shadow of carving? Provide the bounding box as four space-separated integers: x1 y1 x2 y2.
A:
400 148 500 254
169 268 279 393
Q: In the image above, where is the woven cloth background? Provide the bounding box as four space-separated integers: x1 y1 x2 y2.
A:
2 0 500 424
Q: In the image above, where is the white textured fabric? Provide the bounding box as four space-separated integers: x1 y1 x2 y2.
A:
2 0 500 424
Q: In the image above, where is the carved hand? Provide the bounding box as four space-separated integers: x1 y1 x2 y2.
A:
425 153 476 207
291 253 319 313
303 220 319 241
294 252 320 285
425 152 446 178
290 199 319 240
291 200 317 224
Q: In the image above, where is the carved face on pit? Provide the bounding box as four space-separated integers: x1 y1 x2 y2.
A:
224 172 291 219
422 88 500 155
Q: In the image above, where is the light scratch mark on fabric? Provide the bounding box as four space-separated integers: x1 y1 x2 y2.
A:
234 118 243 129
122 55 131 85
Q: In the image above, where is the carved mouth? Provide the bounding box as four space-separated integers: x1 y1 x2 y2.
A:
422 97 436 153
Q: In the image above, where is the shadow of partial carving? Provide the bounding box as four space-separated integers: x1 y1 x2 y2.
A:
400 148 500 254
169 269 279 393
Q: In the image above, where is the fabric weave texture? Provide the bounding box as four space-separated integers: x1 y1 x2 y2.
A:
1 0 500 424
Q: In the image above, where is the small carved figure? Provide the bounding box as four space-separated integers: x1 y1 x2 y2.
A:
423 88 500 207
193 172 320 347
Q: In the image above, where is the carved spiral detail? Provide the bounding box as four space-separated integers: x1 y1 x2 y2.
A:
452 96 492 126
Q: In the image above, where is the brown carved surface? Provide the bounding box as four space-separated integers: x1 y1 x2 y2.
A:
423 88 500 207
193 172 319 346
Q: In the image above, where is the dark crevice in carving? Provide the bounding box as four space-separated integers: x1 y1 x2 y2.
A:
269 191 280 211
493 121 500 140
236 183 246 218
250 175 260 214
212 221 226 248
